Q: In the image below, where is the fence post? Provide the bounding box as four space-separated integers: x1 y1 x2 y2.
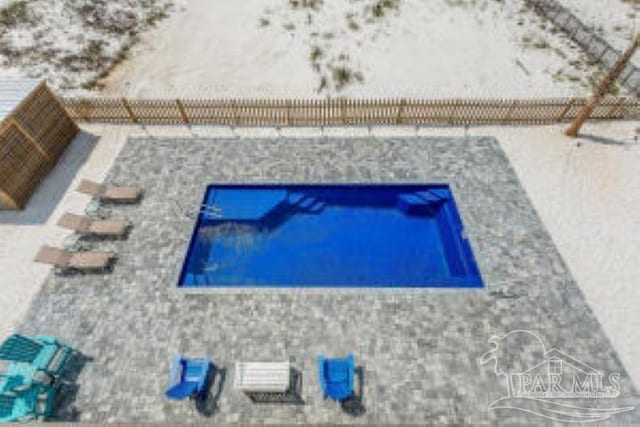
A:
80 99 91 122
396 99 406 125
503 100 518 124
448 102 458 125
176 99 189 124
233 100 239 126
286 100 292 126
340 98 347 125
121 98 138 124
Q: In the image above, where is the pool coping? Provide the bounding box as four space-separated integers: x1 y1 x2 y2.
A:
169 179 487 294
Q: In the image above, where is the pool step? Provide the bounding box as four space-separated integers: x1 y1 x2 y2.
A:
288 193 326 214
414 191 440 203
427 188 451 200
397 192 443 216
288 193 306 205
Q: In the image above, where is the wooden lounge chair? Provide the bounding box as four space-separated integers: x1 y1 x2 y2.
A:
57 213 128 237
34 246 115 271
76 179 142 202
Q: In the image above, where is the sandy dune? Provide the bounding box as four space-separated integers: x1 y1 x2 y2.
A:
102 0 603 98
558 0 638 52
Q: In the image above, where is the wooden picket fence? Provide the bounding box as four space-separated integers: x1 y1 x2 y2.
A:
62 97 640 126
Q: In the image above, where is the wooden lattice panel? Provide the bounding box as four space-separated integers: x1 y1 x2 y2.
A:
0 82 77 209
0 122 50 209
12 84 78 161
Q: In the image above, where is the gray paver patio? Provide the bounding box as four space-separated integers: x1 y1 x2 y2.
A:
18 136 639 424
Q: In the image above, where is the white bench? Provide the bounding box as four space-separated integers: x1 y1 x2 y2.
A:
234 361 291 393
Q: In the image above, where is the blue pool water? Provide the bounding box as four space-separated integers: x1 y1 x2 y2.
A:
178 184 483 288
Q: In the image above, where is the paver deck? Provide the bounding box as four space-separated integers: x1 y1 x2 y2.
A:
17 136 639 424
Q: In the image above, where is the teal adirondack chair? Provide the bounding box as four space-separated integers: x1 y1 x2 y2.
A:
0 383 58 422
0 364 53 395
0 374 28 394
0 334 74 377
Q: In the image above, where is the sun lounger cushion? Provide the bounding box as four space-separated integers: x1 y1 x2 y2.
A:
76 179 142 201
88 219 127 236
34 247 70 267
103 186 141 200
68 251 113 269
58 213 128 236
34 246 114 270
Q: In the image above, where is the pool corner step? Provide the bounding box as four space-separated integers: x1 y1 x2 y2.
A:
396 193 441 216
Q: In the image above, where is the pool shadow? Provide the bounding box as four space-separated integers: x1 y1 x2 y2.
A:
195 365 226 417
52 352 94 421
259 198 327 231
258 206 303 232
340 366 366 417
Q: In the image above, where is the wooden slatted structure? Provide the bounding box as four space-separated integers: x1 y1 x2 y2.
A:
0 79 78 209
62 96 639 126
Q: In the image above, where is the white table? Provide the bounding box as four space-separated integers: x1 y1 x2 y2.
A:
234 361 291 393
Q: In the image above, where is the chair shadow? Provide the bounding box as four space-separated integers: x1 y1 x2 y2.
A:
0 131 99 225
246 367 305 405
52 352 94 421
52 257 118 277
340 366 366 417
195 365 226 417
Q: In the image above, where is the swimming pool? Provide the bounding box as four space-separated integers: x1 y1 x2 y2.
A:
178 184 483 288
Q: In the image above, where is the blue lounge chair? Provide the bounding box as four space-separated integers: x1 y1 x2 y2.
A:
0 383 58 422
318 353 355 401
165 355 211 400
0 334 74 378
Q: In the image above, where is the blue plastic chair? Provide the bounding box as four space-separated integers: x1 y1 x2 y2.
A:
164 355 211 400
318 354 355 401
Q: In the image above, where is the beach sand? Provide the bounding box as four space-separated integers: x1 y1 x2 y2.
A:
101 0 606 98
